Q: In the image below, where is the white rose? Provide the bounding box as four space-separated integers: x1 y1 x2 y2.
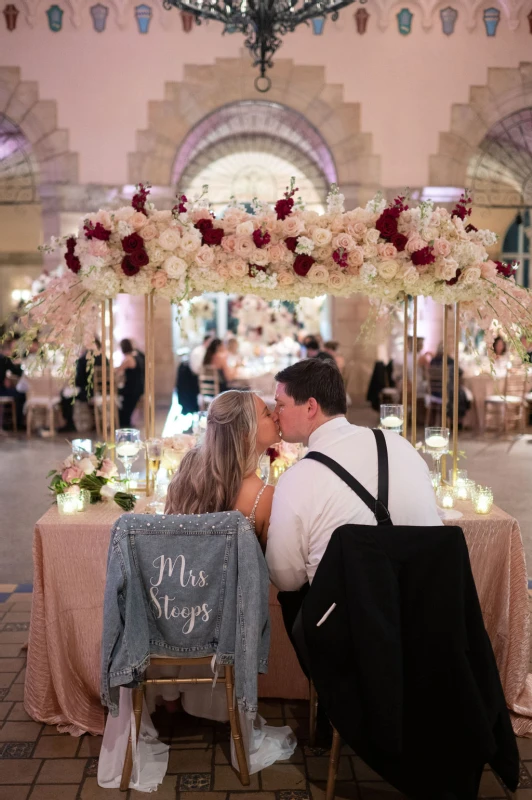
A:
158 228 182 251
195 245 215 267
277 270 295 286
227 258 247 278
114 206 136 222
459 266 481 285
311 227 332 246
365 228 380 245
282 216 305 237
236 221 254 236
252 248 270 267
78 457 96 475
377 260 399 281
328 272 347 291
402 266 419 286
163 255 187 279
307 264 329 284
364 244 379 259
180 231 202 253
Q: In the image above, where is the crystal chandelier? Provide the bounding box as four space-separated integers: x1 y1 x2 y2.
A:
163 0 362 92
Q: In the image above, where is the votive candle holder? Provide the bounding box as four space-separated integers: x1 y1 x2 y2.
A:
77 489 91 512
58 493 81 516
436 485 456 509
473 486 493 515
455 479 476 501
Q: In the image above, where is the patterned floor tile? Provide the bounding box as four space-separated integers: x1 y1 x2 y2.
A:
85 757 99 776
1 623 29 633
0 689 8 702
0 742 34 759
179 773 213 791
519 764 532 789
279 791 311 800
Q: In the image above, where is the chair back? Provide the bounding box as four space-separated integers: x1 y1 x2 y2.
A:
427 363 444 398
26 371 62 400
199 366 220 399
504 367 528 399
93 365 110 398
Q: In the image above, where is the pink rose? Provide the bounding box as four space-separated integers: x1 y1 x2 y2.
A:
195 245 215 267
88 240 109 258
62 465 84 483
95 210 112 229
351 222 367 239
277 270 295 286
347 247 364 268
141 223 159 241
222 209 249 232
96 458 119 479
282 216 305 238
227 258 247 278
433 238 452 257
406 235 426 254
267 243 287 264
151 271 168 289
378 242 398 259
234 236 254 257
221 234 236 254
332 233 356 252
189 208 212 223
216 264 231 280
330 216 345 234
130 211 148 230
481 260 497 280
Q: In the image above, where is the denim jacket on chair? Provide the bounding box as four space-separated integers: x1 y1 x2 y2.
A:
100 510 270 717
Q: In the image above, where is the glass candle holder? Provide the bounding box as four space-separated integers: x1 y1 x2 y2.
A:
448 468 467 487
77 488 91 512
72 439 92 460
380 404 404 433
425 427 450 472
455 479 476 501
473 486 493 515
57 493 82 516
429 470 441 489
436 484 455 509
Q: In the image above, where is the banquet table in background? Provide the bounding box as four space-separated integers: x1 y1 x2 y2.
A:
25 500 532 737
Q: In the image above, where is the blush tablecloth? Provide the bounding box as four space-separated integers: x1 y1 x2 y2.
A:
25 501 532 737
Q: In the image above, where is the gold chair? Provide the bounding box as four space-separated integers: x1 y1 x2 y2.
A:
424 363 445 426
484 367 529 435
25 373 62 437
91 366 115 437
309 681 342 800
198 367 220 409
120 655 249 792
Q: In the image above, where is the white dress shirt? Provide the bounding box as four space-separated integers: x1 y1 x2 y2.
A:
189 345 206 375
266 417 442 591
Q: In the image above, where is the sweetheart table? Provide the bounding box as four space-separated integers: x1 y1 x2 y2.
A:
24 500 532 737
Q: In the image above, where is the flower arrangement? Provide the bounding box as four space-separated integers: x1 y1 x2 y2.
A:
160 434 197 474
233 295 299 344
266 441 301 470
48 443 136 511
8 182 532 365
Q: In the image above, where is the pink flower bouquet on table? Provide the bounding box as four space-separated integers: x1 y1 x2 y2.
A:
48 443 136 511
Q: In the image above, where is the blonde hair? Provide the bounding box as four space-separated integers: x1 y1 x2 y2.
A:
165 390 258 516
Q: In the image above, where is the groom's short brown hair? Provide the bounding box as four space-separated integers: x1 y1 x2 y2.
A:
275 358 347 416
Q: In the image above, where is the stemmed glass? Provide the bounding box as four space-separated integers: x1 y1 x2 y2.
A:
424 426 450 474
146 438 164 495
115 428 142 491
380 405 403 433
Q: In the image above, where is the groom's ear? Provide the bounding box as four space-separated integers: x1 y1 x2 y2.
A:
307 397 319 418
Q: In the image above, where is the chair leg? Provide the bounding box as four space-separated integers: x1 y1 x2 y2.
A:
12 400 17 433
120 685 144 792
325 728 342 800
224 665 250 786
309 681 318 747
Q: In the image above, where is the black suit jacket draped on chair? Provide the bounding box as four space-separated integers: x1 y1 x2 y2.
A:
302 523 519 800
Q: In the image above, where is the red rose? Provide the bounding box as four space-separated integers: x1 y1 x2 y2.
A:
293 254 315 277
253 229 271 248
375 210 398 239
266 446 279 462
121 255 141 276
128 248 149 268
495 260 517 279
195 218 213 233
66 236 76 253
203 227 224 246
275 197 294 220
122 232 145 254
65 251 81 274
84 222 111 241
411 246 435 267
391 233 408 252
285 237 299 253
332 249 348 269
446 269 462 286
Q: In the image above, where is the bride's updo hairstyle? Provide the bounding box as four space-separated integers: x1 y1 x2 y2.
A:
165 390 258 516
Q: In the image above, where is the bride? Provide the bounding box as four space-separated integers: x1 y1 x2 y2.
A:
165 390 280 548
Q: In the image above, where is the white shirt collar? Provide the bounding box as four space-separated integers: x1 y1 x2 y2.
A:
308 416 351 449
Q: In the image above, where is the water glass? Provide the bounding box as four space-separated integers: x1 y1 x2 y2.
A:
380 405 404 433
115 428 142 490
72 439 92 461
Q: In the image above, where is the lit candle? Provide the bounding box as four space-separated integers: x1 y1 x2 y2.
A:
58 494 80 515
116 442 139 457
474 487 493 515
436 485 455 509
426 435 447 449
381 415 403 428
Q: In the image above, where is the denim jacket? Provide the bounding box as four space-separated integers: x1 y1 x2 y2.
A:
100 510 270 717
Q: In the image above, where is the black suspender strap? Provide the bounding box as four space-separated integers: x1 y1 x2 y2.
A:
304 429 392 527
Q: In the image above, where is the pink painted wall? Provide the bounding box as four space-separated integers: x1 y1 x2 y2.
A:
2 2 531 188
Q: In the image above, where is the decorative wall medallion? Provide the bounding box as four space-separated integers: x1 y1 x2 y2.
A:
3 4 18 30
354 7 369 33
46 4 63 31
483 7 500 35
528 8 532 33
135 3 152 32
311 16 325 34
180 10 194 31
90 3 109 31
397 7 413 34
440 6 457 35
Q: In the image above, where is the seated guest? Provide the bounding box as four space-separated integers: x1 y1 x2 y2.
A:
226 337 242 369
429 343 470 427
0 338 24 429
266 358 441 592
116 338 145 428
303 336 335 364
59 338 107 433
323 340 345 373
202 338 236 393
165 390 279 550
493 335 507 362
189 334 213 375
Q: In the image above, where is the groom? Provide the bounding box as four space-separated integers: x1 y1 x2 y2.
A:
266 358 441 593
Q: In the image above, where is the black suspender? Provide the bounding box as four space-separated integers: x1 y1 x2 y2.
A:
304 429 393 527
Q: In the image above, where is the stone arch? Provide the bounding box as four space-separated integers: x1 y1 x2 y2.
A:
128 51 380 204
429 62 532 201
0 66 79 189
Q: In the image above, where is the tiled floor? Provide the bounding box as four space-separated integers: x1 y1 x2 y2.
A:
1 588 532 799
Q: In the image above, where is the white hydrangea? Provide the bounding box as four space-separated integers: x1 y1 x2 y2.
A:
360 263 378 282
295 237 315 256
117 220 133 239
252 271 278 289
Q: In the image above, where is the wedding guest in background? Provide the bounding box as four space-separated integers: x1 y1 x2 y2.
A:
493 336 507 361
202 338 236 393
226 337 242 369
303 336 335 363
323 341 345 373
116 338 145 428
58 338 107 433
0 338 24 429
190 334 213 376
